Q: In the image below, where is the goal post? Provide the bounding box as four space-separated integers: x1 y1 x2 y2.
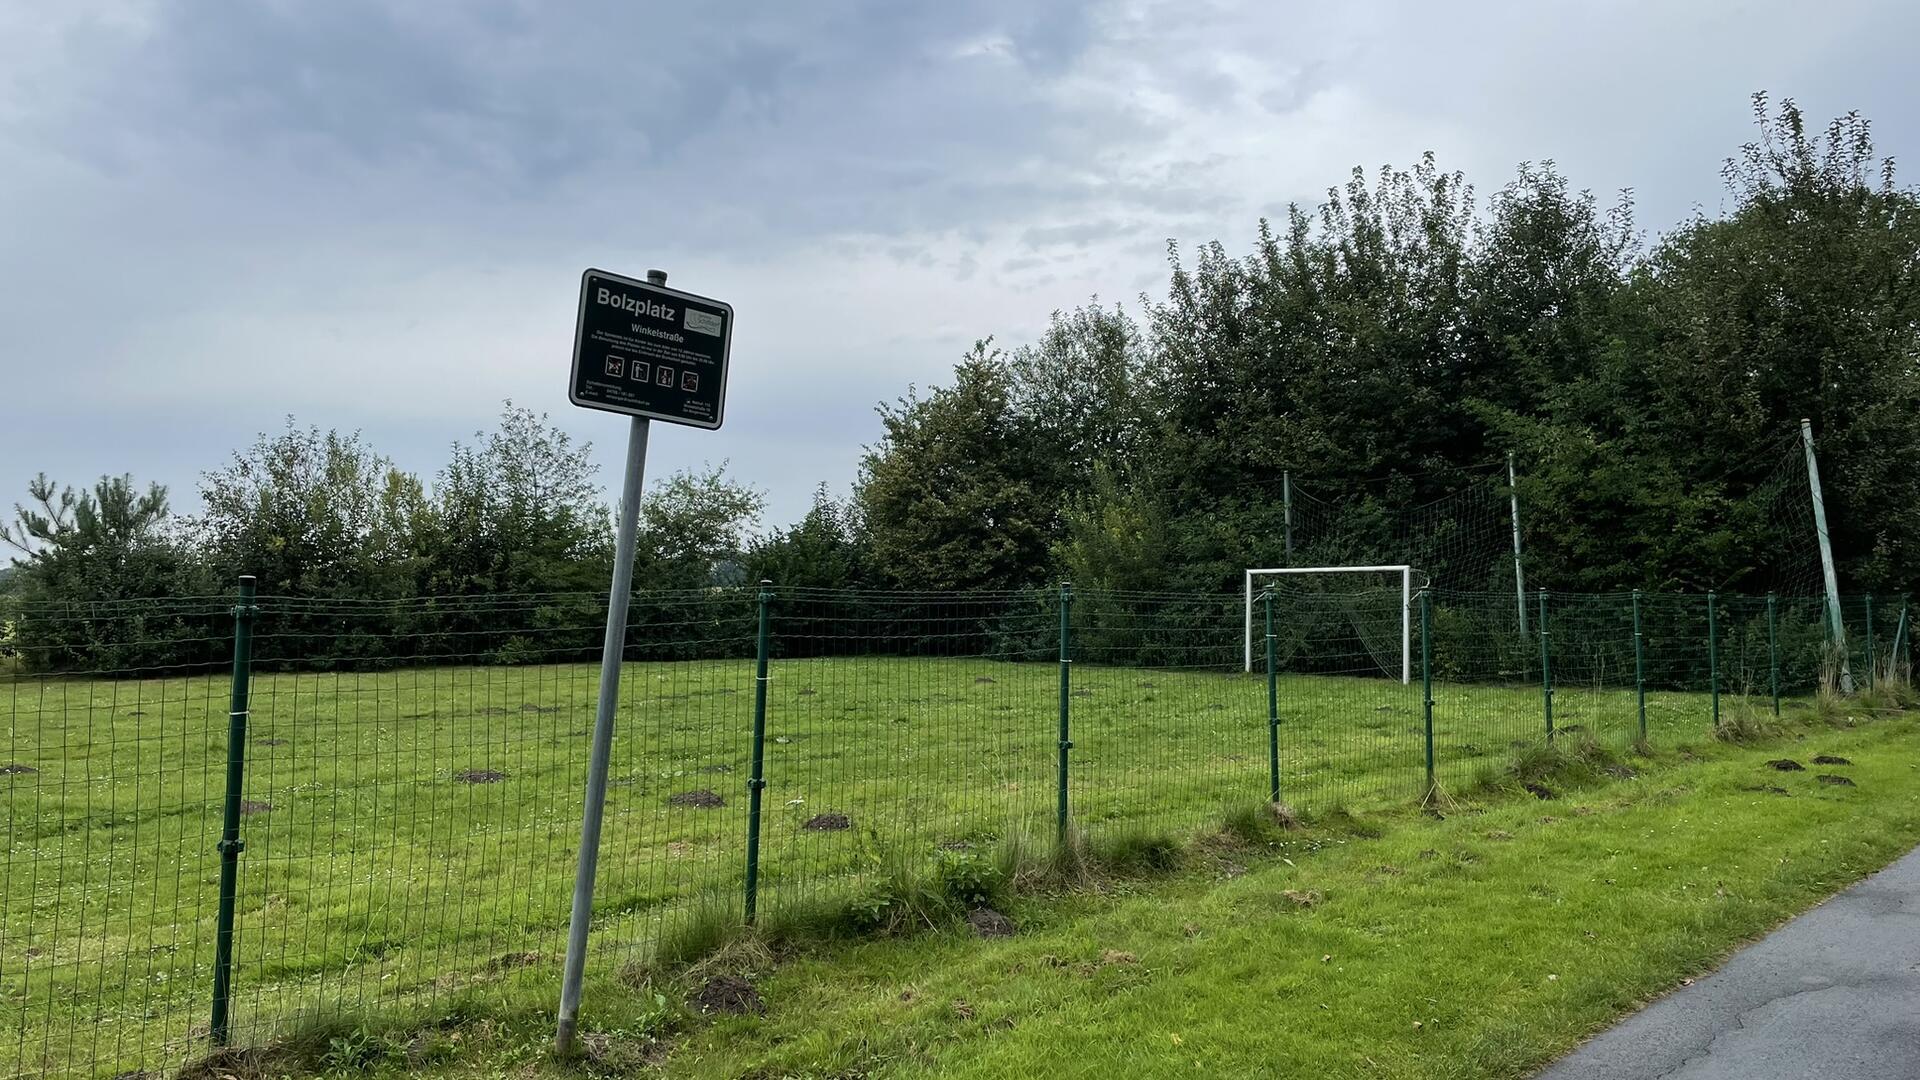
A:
1245 565 1414 684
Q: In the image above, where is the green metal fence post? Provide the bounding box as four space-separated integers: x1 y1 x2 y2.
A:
1767 593 1780 716
1707 591 1719 732
1264 587 1279 803
1538 589 1553 744
210 574 257 1047
1057 582 1072 843
1420 588 1435 796
1864 593 1876 690
744 581 773 925
1632 590 1646 743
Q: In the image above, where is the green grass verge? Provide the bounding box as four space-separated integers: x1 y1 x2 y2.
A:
160 705 1920 1079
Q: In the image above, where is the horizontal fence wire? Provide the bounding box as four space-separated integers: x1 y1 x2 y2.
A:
0 583 1912 1077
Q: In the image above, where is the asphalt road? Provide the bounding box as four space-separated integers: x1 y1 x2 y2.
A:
1536 843 1920 1079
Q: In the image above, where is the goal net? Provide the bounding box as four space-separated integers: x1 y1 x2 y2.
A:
1244 566 1418 683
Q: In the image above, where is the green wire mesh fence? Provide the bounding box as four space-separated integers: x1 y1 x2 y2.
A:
0 582 1911 1077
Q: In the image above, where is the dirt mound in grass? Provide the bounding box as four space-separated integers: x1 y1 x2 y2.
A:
973 676 996 684
238 800 272 816
967 908 1015 938
1813 755 1852 766
691 975 764 1016
669 789 725 808
0 764 37 776
1523 782 1557 800
1765 759 1805 772
1817 774 1857 787
454 769 507 784
802 812 850 831
178 1047 277 1079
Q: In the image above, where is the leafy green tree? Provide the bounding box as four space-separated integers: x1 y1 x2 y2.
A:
1053 467 1170 593
635 463 766 588
744 484 867 590
1507 96 1920 593
1 474 209 670
196 421 427 598
1008 303 1151 519
857 342 1052 591
427 404 609 596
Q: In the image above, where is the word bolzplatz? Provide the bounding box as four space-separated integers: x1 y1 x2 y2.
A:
596 286 677 323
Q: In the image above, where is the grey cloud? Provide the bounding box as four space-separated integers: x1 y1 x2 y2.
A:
5 0 1920 531
1020 220 1135 248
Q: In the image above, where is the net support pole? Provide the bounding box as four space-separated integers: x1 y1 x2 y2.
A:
1265 587 1280 804
1892 602 1910 685
743 581 773 924
1420 588 1435 798
1401 566 1412 686
1244 570 1253 673
1632 590 1647 743
557 380 654 1054
1707 591 1720 732
1282 471 1294 559
1801 418 1852 692
210 574 257 1047
1864 593 1876 690
1509 452 1528 638
1056 581 1073 845
1538 588 1553 744
1767 593 1781 717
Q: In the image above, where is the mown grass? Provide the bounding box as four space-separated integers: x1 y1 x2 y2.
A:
0 656 1891 1077
400 710 1919 1079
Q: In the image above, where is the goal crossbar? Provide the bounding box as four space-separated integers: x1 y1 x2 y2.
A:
1244 565 1413 683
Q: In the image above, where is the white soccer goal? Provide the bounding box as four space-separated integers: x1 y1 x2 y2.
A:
1244 565 1414 683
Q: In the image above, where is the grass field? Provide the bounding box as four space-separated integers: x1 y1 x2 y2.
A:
0 655 1839 1078
632 713 1920 1079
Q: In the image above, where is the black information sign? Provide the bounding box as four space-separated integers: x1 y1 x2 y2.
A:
569 268 733 428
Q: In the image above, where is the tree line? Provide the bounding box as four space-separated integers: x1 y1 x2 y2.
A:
5 94 1919 673
858 96 1920 603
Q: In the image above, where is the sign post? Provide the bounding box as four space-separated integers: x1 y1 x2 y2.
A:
556 268 732 1055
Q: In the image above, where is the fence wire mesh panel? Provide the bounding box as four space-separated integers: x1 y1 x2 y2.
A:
1425 590 1548 795
1 597 237 1080
229 590 757 1054
0 582 1912 1077
755 588 1056 924
1071 591 1257 838
1265 590 1423 812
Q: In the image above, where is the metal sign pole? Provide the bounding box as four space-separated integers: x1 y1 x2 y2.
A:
555 270 665 1054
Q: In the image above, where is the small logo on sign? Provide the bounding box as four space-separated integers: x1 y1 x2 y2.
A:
629 361 651 382
684 309 724 337
604 356 625 378
656 365 675 386
681 371 699 392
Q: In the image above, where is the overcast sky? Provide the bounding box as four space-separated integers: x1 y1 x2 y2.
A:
3 0 1916 531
